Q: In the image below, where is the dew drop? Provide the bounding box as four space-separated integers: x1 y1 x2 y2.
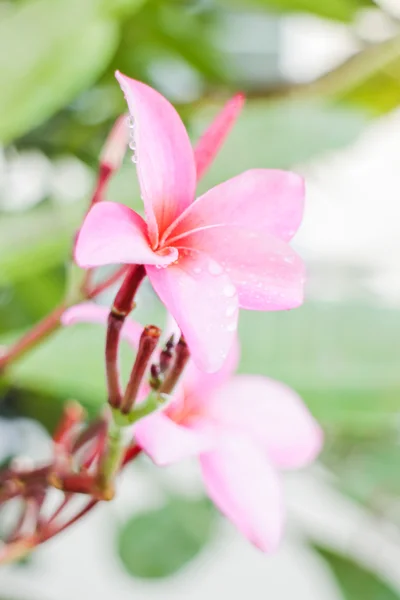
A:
226 322 237 332
208 261 223 276
223 283 236 298
193 266 202 274
127 114 137 163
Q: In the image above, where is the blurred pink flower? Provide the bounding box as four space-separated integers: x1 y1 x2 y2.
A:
75 72 305 372
62 303 322 552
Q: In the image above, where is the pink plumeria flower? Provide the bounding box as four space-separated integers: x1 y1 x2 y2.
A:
75 72 305 373
62 303 322 552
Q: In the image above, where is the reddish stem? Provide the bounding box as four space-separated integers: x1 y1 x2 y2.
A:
160 336 190 394
121 326 160 413
122 444 142 466
90 164 113 207
41 499 98 542
86 265 129 299
105 265 146 408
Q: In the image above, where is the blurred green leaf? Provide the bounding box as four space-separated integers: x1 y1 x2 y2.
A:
2 325 134 410
1 284 163 410
196 100 369 193
238 302 400 435
0 204 82 285
117 497 215 579
113 1 227 87
313 34 400 115
0 0 120 143
218 0 375 22
102 0 147 19
325 437 400 511
315 545 400 599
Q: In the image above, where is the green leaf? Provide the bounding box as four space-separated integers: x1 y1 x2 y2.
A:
314 545 400 599
101 0 147 19
117 497 215 579
195 99 369 193
238 302 400 435
218 0 375 22
2 325 135 410
324 437 400 511
0 204 83 286
0 0 119 144
312 34 400 116
1 285 163 410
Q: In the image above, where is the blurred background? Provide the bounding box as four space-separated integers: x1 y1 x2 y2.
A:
2 0 400 597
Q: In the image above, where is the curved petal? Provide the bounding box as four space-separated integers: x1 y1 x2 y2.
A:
61 302 143 348
135 411 215 465
200 433 284 552
175 227 305 311
182 337 240 399
165 169 304 245
146 251 239 373
115 72 196 244
194 94 245 181
74 202 178 268
207 375 323 469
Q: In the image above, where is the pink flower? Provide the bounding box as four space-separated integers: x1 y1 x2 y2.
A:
62 303 322 552
75 72 306 372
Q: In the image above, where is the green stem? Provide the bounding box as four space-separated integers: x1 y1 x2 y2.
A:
97 421 125 498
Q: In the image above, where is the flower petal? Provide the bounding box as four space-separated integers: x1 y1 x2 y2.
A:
165 169 304 244
176 227 305 310
200 433 284 552
206 375 323 469
75 202 178 268
135 411 214 465
61 302 142 348
194 94 245 181
147 251 239 373
182 337 240 400
115 71 196 243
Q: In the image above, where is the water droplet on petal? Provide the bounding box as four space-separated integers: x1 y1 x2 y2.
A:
193 266 202 274
226 322 237 332
127 114 137 162
208 261 223 276
223 283 236 298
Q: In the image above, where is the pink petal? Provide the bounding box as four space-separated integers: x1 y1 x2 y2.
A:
61 302 142 348
200 433 284 552
146 251 239 373
115 71 196 244
165 169 304 244
194 94 245 181
182 337 240 400
74 202 178 268
176 227 305 311
206 375 323 469
135 411 215 465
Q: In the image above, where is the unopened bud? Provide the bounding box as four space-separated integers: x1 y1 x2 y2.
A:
100 114 129 172
121 325 161 413
150 364 161 390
